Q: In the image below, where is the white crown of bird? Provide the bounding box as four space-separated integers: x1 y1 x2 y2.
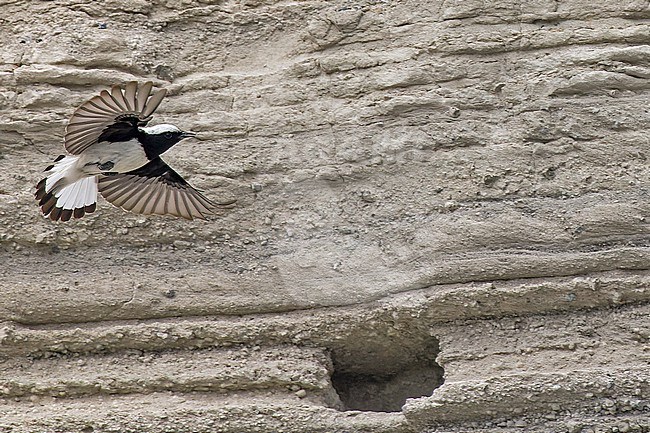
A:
141 124 182 134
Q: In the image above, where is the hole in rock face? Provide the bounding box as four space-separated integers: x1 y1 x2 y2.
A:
330 335 444 412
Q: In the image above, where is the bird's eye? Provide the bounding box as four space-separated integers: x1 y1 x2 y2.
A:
164 132 173 139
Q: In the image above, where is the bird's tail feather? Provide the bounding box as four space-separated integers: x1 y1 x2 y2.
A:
35 155 98 221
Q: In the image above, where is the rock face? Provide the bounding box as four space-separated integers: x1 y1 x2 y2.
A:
0 0 649 431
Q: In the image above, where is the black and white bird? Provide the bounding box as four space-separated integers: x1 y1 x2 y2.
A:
35 81 228 221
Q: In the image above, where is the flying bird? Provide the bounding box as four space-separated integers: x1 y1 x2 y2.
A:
35 81 227 221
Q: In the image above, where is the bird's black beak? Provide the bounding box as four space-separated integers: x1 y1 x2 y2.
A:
181 131 197 139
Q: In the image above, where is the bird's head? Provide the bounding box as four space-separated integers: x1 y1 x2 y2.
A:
141 124 196 144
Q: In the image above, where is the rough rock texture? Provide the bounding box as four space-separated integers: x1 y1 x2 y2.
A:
0 0 649 431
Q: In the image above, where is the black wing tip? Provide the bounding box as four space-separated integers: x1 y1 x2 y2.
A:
40 195 56 216
44 154 66 172
36 180 97 222
35 178 47 200
48 207 62 221
60 209 73 222
42 204 96 222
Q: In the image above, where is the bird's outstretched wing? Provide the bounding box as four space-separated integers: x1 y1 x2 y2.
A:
64 81 167 155
97 157 227 220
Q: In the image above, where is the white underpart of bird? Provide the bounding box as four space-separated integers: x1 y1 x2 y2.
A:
80 139 148 174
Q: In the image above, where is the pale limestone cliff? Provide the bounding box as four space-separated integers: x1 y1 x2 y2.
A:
0 0 648 431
